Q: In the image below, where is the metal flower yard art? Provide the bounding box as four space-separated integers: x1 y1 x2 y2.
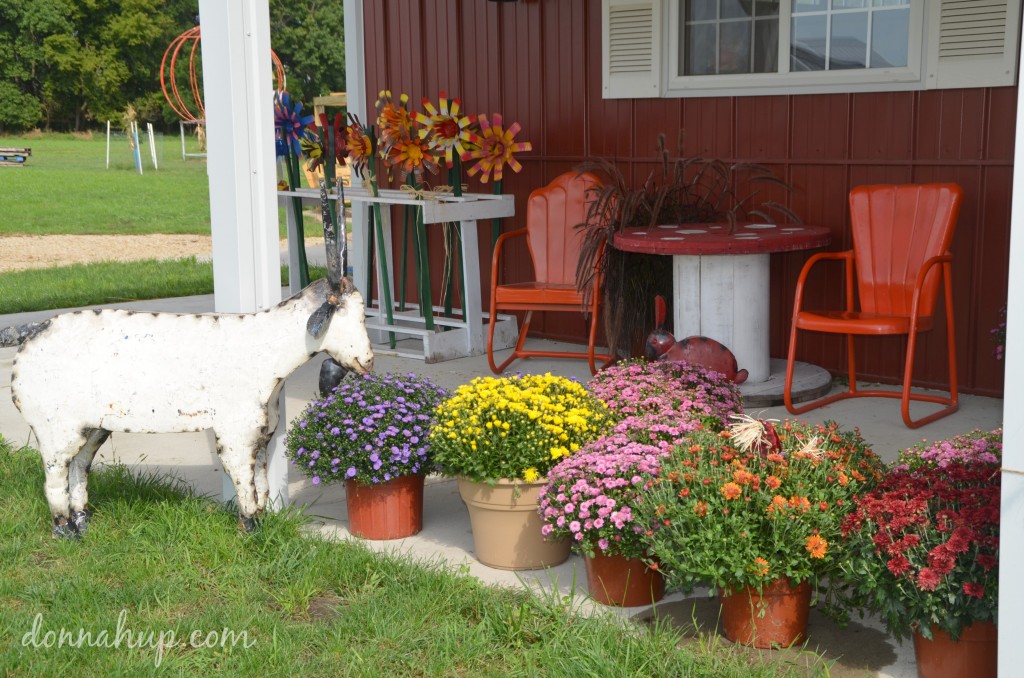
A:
415 92 480 170
463 113 532 184
274 90 317 286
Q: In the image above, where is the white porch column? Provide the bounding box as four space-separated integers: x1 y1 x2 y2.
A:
199 0 288 509
344 0 372 306
998 42 1024 675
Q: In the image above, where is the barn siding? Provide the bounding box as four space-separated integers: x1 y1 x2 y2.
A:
362 0 1014 397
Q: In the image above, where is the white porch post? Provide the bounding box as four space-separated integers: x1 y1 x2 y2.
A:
998 42 1024 674
198 0 288 509
344 0 372 306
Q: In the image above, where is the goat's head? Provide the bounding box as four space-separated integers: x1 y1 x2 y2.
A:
306 278 374 374
304 180 374 374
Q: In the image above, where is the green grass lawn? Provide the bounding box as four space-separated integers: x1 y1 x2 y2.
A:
0 132 318 238
0 260 328 315
0 133 213 236
0 442 801 677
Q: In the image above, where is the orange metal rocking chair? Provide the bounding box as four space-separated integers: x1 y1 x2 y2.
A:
487 171 613 375
783 183 963 429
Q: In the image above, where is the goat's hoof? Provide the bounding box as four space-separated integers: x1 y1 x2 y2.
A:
71 509 91 536
52 516 81 540
238 515 259 533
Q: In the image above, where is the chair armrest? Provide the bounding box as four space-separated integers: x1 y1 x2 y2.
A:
908 253 953 320
792 250 855 315
491 228 528 290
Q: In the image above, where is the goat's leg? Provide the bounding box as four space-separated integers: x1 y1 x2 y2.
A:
254 445 269 513
68 428 111 535
215 432 261 532
36 428 87 539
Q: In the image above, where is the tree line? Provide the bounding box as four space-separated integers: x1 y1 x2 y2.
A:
0 0 345 134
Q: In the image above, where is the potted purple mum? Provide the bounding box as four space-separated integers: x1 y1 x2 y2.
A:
286 371 447 539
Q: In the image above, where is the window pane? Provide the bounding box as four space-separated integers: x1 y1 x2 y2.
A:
830 11 867 70
832 0 867 8
793 0 827 13
754 0 779 17
687 0 718 22
720 0 752 19
720 21 752 73
871 8 909 67
685 23 718 74
754 18 779 72
791 15 827 70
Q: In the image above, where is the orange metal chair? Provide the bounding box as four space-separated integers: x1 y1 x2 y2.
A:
487 171 613 374
783 183 962 428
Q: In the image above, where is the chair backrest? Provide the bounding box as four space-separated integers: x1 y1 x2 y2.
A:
525 171 602 285
848 183 962 318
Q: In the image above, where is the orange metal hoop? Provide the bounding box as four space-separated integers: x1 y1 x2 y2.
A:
160 26 287 123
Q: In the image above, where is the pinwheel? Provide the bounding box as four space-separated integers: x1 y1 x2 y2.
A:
462 113 532 183
414 91 479 169
273 91 314 157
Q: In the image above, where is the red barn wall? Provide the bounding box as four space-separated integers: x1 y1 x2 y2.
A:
361 0 1014 397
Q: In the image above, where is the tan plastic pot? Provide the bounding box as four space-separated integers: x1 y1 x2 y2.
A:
457 477 570 570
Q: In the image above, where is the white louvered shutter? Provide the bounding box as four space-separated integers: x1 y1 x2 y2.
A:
929 0 1021 88
602 0 662 99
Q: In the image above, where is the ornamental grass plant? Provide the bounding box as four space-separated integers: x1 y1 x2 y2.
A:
835 429 1002 641
285 372 448 486
640 417 883 594
428 373 610 483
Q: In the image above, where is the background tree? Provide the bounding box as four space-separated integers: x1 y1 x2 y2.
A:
270 0 346 105
0 0 344 133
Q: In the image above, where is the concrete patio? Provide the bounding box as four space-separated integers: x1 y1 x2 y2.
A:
0 293 1003 677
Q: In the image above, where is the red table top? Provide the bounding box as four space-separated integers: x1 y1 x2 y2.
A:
612 222 831 256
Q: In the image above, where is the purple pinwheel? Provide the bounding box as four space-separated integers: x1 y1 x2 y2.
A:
274 91 314 157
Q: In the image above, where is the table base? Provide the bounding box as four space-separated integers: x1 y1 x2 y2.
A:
739 359 832 408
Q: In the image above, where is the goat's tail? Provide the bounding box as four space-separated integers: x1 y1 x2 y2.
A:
0 323 43 347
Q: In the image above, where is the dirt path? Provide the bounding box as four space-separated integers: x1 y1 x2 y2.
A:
0 234 322 273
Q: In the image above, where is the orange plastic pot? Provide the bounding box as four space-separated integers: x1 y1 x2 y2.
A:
719 577 811 648
584 552 665 607
345 474 424 540
913 622 997 678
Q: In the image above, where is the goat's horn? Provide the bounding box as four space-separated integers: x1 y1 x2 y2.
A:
320 180 342 288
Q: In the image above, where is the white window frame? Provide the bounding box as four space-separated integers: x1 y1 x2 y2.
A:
665 0 927 97
601 0 1022 99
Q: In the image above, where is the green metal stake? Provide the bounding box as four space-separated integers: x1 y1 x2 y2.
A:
490 179 503 249
410 177 435 331
399 205 411 311
285 152 310 287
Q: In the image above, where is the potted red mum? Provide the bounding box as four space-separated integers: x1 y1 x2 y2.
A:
837 429 1002 678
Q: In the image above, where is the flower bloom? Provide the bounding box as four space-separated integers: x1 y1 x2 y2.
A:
720 482 742 500
917 567 943 591
805 535 828 559
752 557 770 577
963 582 985 599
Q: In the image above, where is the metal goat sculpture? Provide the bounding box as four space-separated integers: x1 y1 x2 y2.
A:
11 182 373 538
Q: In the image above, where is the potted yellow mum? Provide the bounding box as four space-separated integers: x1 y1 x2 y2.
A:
429 373 610 569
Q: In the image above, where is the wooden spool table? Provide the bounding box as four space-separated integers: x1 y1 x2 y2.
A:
613 222 833 405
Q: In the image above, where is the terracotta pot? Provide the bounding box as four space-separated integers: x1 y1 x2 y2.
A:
345 474 424 540
457 477 570 570
913 622 997 678
584 552 665 607
719 577 811 648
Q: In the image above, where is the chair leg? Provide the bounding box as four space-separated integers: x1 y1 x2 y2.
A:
491 310 533 374
786 325 857 416
901 281 959 428
487 300 501 374
783 323 800 413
